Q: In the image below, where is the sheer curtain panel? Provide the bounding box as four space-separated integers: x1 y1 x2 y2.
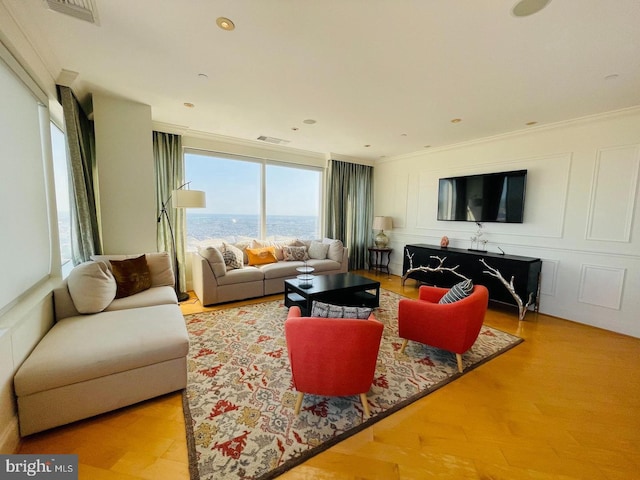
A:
325 160 373 270
58 85 101 264
153 131 186 292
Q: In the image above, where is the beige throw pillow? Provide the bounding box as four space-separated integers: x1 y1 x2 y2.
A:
308 241 330 260
323 239 345 262
67 261 117 314
199 246 226 277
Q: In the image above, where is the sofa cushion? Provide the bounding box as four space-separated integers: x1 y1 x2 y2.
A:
199 246 226 277
283 246 309 261
67 261 117 314
306 259 342 272
216 266 264 286
13 304 189 397
246 246 278 265
110 255 152 298
259 261 302 279
308 241 330 259
105 285 178 311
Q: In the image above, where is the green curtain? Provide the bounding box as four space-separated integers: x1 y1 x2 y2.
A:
58 85 102 264
153 131 185 292
325 160 373 270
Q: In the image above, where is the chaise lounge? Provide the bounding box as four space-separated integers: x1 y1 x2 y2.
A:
13 253 189 436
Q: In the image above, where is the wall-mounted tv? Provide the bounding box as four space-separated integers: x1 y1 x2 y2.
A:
437 170 527 223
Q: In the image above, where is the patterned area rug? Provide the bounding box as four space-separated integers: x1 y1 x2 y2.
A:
183 290 523 480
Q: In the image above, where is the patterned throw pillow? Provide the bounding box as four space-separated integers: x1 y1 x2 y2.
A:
222 248 243 270
438 279 474 304
310 301 373 319
110 255 152 299
283 246 309 261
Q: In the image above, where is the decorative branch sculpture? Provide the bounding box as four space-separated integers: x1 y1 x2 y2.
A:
402 251 470 285
480 258 533 321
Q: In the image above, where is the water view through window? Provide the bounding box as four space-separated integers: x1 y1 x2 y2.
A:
185 152 322 250
50 122 72 269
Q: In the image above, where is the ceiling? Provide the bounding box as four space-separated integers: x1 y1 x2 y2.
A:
3 0 640 161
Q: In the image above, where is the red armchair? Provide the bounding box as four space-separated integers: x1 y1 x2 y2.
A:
398 284 489 372
284 306 384 418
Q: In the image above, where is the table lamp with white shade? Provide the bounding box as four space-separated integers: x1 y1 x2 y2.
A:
373 216 393 248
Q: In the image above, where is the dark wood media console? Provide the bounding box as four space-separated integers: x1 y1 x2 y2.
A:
402 244 542 311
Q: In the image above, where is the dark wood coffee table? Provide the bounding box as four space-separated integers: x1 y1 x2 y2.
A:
284 272 380 316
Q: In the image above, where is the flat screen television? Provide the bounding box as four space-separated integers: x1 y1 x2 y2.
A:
437 170 527 223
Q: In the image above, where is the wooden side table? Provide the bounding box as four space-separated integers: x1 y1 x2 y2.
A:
368 247 392 276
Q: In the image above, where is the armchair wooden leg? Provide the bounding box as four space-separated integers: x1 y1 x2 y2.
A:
456 353 464 373
359 393 371 418
294 392 304 415
400 339 408 354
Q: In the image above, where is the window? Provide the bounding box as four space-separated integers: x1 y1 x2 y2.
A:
50 122 72 272
184 151 322 249
266 164 321 238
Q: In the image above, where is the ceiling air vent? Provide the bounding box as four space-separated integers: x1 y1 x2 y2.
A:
257 135 290 145
45 0 98 24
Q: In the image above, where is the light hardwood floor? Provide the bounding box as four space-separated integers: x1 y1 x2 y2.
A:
18 271 640 479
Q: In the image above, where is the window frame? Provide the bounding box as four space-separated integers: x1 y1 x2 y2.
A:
184 148 324 243
49 119 73 277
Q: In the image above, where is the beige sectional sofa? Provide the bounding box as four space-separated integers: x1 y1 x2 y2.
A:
13 253 189 436
192 237 348 306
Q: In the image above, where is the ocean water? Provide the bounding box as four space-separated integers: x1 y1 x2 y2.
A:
186 213 319 248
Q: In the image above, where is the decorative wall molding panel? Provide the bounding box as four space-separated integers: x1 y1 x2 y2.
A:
586 144 639 242
414 154 571 239
578 264 626 310
539 259 558 297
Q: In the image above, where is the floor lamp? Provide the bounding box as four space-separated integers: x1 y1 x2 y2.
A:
158 183 206 302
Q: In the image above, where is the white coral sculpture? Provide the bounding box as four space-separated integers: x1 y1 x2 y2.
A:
480 258 533 321
402 252 470 285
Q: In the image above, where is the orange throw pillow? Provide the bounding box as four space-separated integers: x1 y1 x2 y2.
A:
246 246 278 266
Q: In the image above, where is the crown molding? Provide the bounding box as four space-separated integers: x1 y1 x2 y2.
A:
378 105 640 165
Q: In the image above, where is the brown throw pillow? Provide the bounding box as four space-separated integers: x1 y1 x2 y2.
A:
110 254 152 298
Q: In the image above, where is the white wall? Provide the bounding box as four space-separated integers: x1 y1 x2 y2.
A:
375 108 640 338
94 93 157 254
0 9 61 453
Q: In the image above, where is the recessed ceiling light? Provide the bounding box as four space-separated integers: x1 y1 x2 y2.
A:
526 121 538 126
451 118 462 123
216 17 235 31
512 0 551 17
183 102 195 108
303 119 317 125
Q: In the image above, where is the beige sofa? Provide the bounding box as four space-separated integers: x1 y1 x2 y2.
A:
192 238 348 306
13 253 189 436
